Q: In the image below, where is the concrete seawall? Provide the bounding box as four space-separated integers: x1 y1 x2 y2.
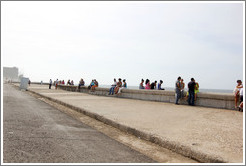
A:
12 83 243 163
55 84 235 110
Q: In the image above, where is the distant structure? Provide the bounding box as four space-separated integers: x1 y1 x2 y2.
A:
3 67 19 82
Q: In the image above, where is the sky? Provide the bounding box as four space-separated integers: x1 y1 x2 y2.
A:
1 1 244 90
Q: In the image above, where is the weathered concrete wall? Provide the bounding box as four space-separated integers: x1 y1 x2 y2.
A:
57 85 235 110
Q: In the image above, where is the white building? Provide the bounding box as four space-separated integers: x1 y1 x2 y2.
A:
3 67 19 82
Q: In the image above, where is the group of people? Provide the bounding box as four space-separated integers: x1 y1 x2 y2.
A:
88 79 99 92
67 80 74 85
175 77 199 106
234 80 243 112
48 77 243 111
49 79 76 89
108 78 127 95
139 79 165 90
138 77 199 106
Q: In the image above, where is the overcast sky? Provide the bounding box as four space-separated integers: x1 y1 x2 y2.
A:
2 1 244 89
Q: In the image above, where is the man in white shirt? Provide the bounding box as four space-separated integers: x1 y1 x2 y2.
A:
108 78 117 95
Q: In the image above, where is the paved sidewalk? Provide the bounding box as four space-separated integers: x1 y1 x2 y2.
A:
21 84 243 163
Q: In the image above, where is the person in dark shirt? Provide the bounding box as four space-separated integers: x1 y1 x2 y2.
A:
150 81 157 89
187 78 196 106
175 76 181 104
158 80 165 90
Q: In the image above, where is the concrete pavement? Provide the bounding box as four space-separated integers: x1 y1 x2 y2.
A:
3 84 157 163
15 84 243 163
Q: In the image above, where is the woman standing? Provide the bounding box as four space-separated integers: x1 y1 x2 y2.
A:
180 79 185 98
194 81 199 101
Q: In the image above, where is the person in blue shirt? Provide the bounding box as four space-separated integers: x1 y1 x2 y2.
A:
118 79 127 94
88 79 94 89
157 80 165 90
108 78 117 95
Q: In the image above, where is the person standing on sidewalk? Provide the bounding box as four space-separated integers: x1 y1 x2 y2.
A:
180 79 185 98
49 79 52 89
234 80 243 109
194 81 199 101
175 76 181 105
187 78 196 106
238 85 243 111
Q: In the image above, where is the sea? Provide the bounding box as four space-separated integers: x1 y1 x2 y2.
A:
98 85 233 94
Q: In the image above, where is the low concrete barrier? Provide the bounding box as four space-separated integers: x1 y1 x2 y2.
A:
57 85 235 110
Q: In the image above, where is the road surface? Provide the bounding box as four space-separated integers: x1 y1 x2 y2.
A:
3 84 156 163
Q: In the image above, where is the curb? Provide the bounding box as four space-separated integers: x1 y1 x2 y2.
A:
19 85 227 163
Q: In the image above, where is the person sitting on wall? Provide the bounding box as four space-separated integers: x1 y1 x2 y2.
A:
78 78 85 90
150 81 157 89
88 80 94 89
139 79 145 89
157 80 165 90
118 79 127 94
145 79 151 90
109 78 117 95
91 79 98 92
114 78 122 94
81 79 85 86
67 79 71 85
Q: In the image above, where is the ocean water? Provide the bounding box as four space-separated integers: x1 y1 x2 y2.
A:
99 85 233 94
